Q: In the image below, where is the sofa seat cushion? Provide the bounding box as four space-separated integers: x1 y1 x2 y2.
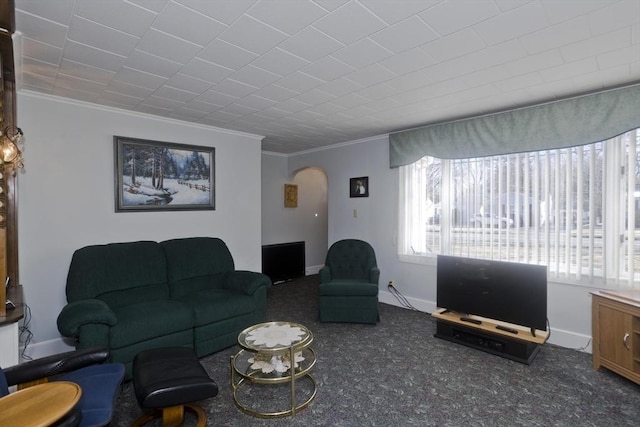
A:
110 301 194 349
319 281 379 297
176 289 255 326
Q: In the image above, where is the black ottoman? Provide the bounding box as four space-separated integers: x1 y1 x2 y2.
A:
131 347 218 427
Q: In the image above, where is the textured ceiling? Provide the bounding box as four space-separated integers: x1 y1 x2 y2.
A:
13 0 640 153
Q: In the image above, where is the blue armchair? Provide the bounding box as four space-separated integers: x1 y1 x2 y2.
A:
1 347 125 427
319 239 380 324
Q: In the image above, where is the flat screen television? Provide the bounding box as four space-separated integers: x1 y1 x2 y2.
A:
262 241 305 284
437 255 547 331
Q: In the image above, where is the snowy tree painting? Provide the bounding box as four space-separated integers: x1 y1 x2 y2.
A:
115 136 215 211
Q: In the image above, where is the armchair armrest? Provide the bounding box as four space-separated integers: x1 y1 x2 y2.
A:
3 346 111 387
222 271 272 294
319 266 331 283
57 299 117 338
370 267 380 285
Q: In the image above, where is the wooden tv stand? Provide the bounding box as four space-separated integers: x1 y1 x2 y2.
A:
432 309 549 364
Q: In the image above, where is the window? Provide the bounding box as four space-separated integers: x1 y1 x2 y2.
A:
399 128 639 288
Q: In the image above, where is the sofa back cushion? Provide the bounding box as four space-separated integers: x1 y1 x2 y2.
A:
325 239 378 281
161 237 235 299
66 241 169 307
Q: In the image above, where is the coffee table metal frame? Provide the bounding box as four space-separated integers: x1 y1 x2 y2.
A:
230 321 317 418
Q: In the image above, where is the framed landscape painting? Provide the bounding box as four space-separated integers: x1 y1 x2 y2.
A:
114 136 215 212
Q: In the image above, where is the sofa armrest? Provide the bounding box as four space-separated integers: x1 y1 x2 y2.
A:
222 271 272 294
319 266 331 283
3 346 111 386
57 300 117 337
370 267 380 285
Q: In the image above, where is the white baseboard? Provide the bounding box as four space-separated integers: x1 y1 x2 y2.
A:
379 289 592 354
306 264 323 275
20 338 75 362
379 289 436 313
546 328 592 353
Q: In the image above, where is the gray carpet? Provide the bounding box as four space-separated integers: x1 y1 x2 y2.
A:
111 275 640 426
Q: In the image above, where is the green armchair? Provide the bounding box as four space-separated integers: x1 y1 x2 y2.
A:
319 239 380 324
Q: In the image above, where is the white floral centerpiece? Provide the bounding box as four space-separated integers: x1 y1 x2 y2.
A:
247 352 305 374
246 323 307 374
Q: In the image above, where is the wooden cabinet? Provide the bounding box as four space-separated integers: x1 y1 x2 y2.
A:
591 290 640 385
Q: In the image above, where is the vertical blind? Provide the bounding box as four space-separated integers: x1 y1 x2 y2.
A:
399 129 639 288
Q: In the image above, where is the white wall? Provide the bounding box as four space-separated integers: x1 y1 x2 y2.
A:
288 135 594 351
261 153 328 271
16 91 264 356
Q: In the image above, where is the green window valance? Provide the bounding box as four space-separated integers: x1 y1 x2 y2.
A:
389 84 640 167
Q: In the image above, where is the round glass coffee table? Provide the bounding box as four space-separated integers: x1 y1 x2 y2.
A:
231 321 317 417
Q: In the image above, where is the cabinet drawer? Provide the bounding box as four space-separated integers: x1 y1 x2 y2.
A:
598 305 634 369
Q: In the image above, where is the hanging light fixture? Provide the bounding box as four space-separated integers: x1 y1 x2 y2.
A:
0 125 24 173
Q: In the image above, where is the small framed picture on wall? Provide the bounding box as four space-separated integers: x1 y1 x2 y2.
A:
284 184 298 207
350 176 369 198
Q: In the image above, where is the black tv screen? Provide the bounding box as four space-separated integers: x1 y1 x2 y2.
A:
262 241 305 284
437 255 547 331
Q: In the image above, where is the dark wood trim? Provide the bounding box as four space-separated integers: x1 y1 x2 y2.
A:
0 3 18 290
0 0 15 35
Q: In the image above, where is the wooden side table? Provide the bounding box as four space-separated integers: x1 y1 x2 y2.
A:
591 290 640 385
0 381 82 426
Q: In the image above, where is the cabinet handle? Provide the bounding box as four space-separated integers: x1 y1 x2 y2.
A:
623 333 630 350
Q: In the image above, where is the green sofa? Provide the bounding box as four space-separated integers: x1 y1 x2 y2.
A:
57 237 271 377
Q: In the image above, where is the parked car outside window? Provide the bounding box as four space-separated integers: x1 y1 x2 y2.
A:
470 213 514 228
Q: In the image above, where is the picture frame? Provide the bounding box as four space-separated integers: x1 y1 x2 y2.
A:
350 176 369 198
284 184 298 207
114 136 215 212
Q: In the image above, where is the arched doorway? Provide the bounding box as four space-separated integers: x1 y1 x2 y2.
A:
289 167 328 274
261 154 328 276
